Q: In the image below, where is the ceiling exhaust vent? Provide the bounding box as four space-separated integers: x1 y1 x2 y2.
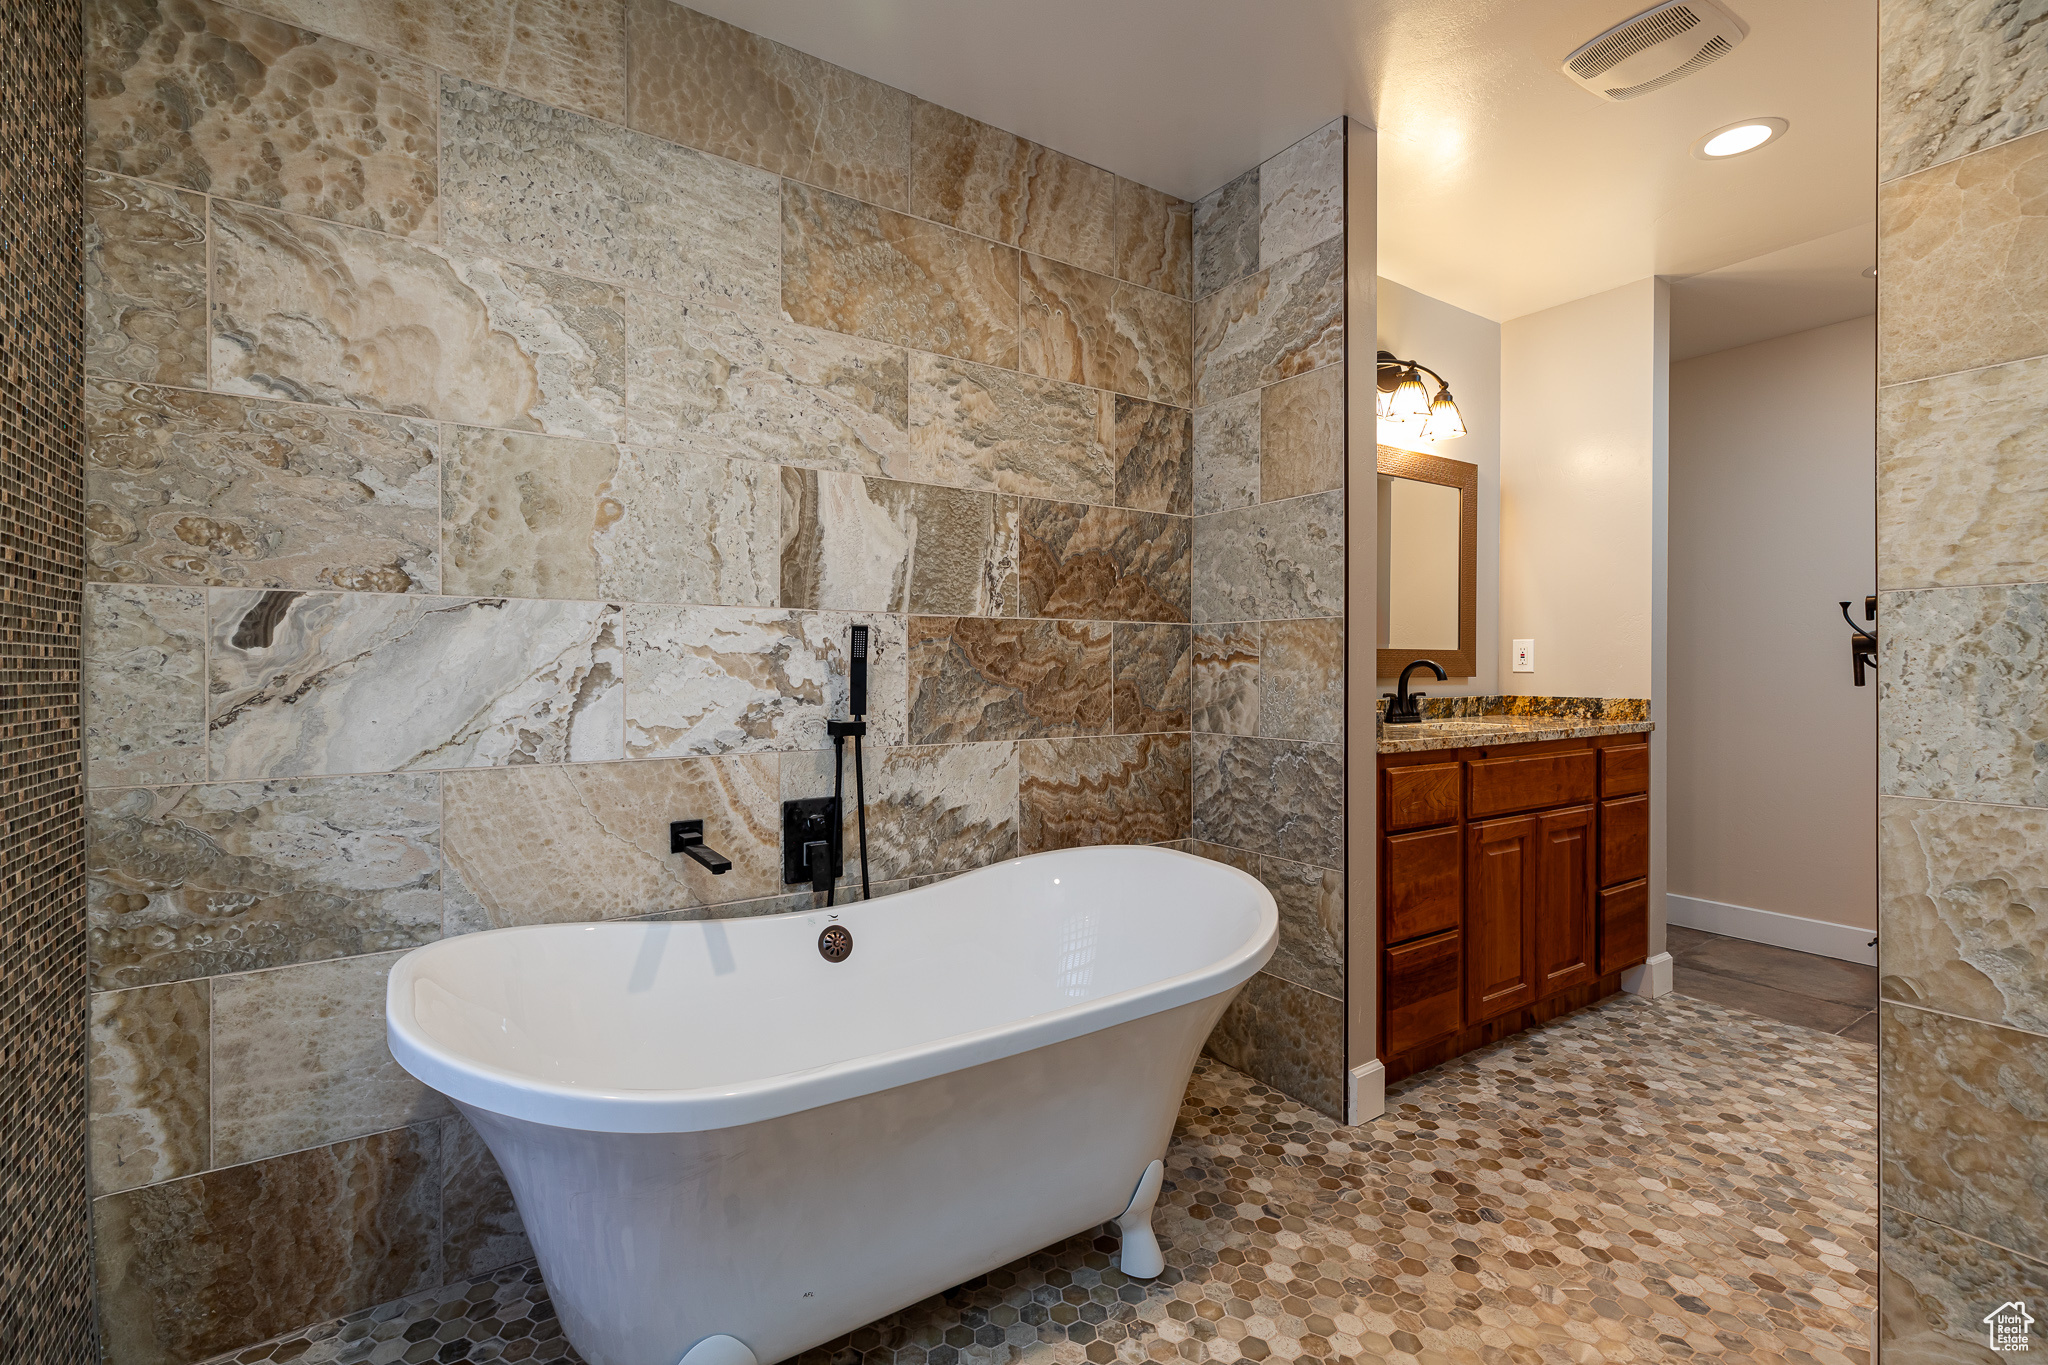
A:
1561 0 1750 101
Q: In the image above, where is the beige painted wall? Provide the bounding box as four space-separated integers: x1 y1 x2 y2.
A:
1343 118 1380 1103
1668 316 1877 930
1376 276 1500 691
1500 277 1670 951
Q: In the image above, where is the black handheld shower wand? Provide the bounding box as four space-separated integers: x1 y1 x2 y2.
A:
825 626 872 904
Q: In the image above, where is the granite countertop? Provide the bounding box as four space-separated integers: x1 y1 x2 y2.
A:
1376 714 1656 754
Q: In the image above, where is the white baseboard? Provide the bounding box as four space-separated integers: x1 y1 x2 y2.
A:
1666 894 1877 966
1622 952 1673 998
1347 1059 1385 1125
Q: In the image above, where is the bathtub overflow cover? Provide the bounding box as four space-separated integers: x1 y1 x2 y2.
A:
818 925 853 963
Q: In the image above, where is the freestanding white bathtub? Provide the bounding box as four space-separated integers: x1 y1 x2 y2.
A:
386 844 1277 1365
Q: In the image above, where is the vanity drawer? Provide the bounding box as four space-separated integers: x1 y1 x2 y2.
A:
1598 878 1649 974
1384 826 1461 944
1467 749 1596 818
1600 795 1649 886
1384 762 1461 830
1601 743 1649 797
1385 929 1462 1054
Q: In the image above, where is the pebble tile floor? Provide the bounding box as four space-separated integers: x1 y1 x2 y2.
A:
204 990 1876 1365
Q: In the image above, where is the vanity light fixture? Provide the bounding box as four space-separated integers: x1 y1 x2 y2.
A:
1377 350 1466 441
1691 116 1788 159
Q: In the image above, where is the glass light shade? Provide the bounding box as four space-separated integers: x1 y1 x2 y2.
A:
1423 391 1466 441
1390 369 1431 420
1374 385 1392 419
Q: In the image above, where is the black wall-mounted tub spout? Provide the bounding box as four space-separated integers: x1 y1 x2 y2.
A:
1382 660 1447 724
670 819 731 874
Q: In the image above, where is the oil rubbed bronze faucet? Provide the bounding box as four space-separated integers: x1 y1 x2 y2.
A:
1383 660 1447 724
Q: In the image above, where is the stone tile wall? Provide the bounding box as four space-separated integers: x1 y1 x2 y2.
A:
0 0 98 1354
1186 122 1350 1119
77 2 1208 1359
1876 0 2048 1355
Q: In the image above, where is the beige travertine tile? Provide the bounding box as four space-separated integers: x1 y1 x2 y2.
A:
1113 177 1193 299
206 590 624 779
1258 120 1343 264
1880 1002 2048 1264
440 77 778 312
1191 489 1344 624
1879 353 2048 588
1192 388 1260 515
1194 236 1343 407
89 981 208 1197
1879 582 2048 807
780 741 1019 884
1880 0 2048 182
94 1124 440 1365
1193 166 1259 300
1192 731 1341 868
86 381 439 594
1018 255 1193 406
211 953 451 1166
1110 622 1190 735
1259 854 1343 997
1260 364 1344 502
234 0 625 122
1258 616 1343 743
1018 731 1190 852
1192 622 1259 736
1205 969 1341 1117
211 201 626 440
907 616 1110 744
1880 1204 2048 1358
442 429 779 606
910 101 1113 274
88 774 441 991
84 171 206 388
1017 499 1191 624
1880 128 2048 385
782 182 1021 368
441 753 782 930
778 469 994 615
1881 795 2048 1035
625 296 910 475
438 1115 529 1282
1113 395 1192 516
86 0 437 237
904 353 1113 501
622 605 906 756
84 582 206 788
626 0 907 210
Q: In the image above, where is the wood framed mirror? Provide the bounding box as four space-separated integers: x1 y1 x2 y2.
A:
1376 445 1478 680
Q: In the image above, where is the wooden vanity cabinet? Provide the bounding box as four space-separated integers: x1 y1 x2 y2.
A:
1378 733 1651 1081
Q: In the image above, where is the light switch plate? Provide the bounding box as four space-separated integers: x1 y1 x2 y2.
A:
1512 639 1535 673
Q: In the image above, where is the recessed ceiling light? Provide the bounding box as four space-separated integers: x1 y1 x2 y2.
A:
1692 117 1788 159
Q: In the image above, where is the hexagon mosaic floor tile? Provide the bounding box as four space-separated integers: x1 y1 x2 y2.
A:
201 993 1876 1365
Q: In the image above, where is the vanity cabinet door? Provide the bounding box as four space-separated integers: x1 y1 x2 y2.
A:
1384 826 1461 944
1385 930 1463 1054
1535 805 1596 997
1600 794 1649 887
1599 879 1650 975
1466 815 1538 1022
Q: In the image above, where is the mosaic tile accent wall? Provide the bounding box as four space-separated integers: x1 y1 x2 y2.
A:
1187 123 1350 1119
76 2 1210 1359
0 0 96 1355
1876 0 2048 1355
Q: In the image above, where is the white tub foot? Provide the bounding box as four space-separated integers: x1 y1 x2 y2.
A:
678 1335 757 1365
1115 1158 1166 1279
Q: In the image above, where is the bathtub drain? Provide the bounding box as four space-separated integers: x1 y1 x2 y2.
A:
818 925 853 962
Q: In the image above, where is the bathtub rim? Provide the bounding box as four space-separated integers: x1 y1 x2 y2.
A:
387 844 1278 1134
